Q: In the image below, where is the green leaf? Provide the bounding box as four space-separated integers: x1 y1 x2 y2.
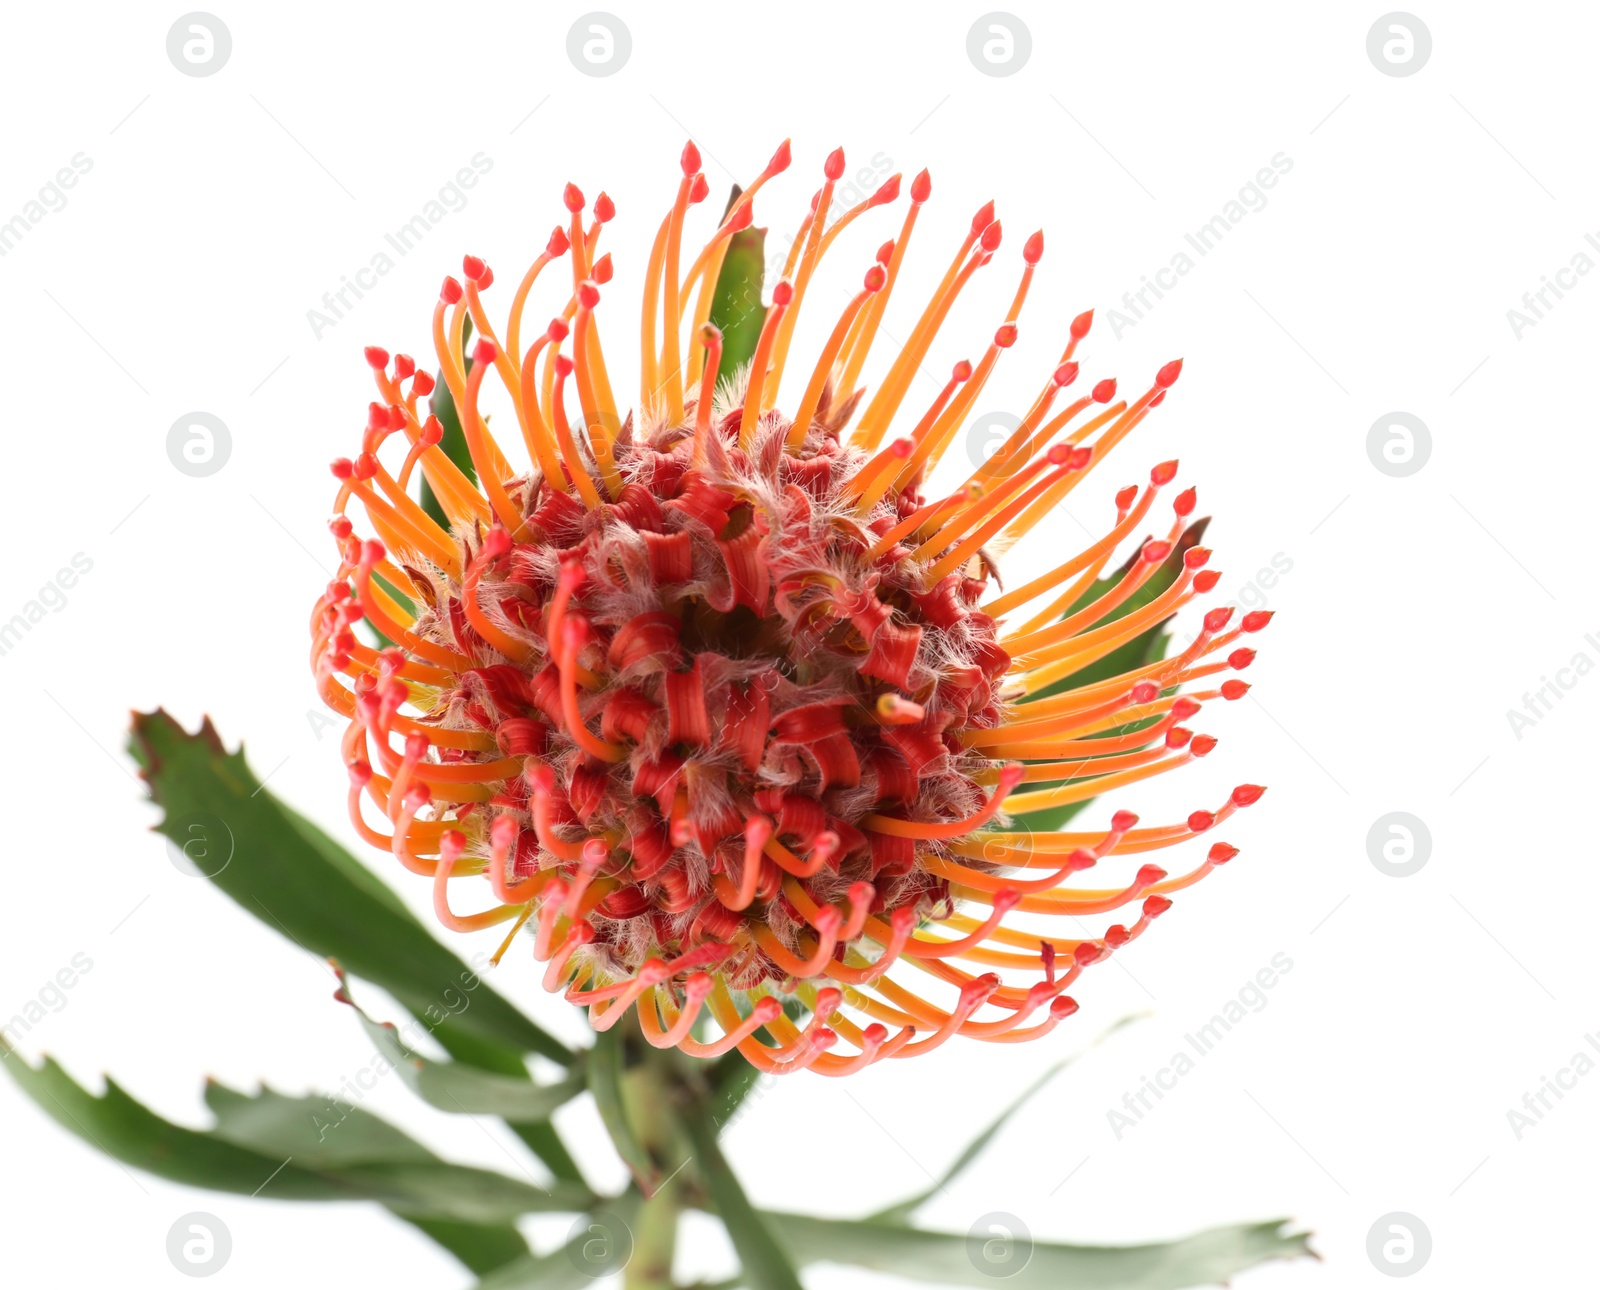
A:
509 1117 585 1187
708 196 767 385
130 710 583 1185
403 1218 532 1277
338 971 586 1120
868 1015 1143 1224
705 1052 765 1130
203 1081 432 1168
1008 518 1210 832
129 710 571 1068
682 1097 804 1290
1 1053 592 1221
472 1243 596 1290
756 1212 1311 1289
3 1052 345 1200
585 1026 660 1194
473 1197 644 1289
422 314 478 528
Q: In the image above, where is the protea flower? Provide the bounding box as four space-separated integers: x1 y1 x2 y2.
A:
310 139 1270 1077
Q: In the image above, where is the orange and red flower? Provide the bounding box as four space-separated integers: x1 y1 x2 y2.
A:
311 140 1270 1075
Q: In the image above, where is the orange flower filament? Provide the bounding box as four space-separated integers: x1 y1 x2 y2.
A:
309 139 1272 1076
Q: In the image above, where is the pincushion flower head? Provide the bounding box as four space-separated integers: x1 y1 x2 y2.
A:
311 139 1271 1078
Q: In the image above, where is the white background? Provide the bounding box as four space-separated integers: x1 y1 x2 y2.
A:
2 1 1594 1285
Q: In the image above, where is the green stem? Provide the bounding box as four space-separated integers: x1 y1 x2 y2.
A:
680 1095 803 1290
625 1182 681 1289
622 1046 685 1289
